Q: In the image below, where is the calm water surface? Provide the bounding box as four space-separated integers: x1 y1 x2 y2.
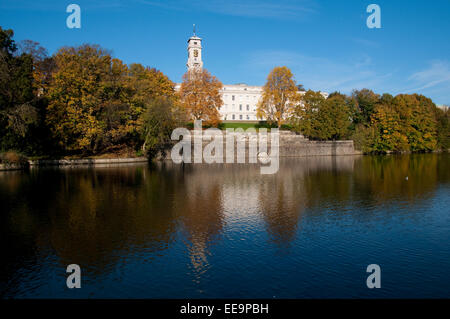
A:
1 154 449 298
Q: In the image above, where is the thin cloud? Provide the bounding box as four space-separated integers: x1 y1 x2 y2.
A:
0 0 125 11
245 50 390 93
406 60 450 92
198 0 317 19
138 0 318 19
351 37 380 48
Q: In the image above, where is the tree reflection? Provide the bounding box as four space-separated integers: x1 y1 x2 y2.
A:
1 154 448 297
258 157 356 248
171 164 225 277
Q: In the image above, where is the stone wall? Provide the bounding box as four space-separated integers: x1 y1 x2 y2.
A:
277 132 359 157
166 130 360 162
1 133 359 171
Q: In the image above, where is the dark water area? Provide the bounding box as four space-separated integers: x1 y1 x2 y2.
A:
1 154 449 298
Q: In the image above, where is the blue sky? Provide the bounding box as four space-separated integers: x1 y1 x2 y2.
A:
1 0 449 105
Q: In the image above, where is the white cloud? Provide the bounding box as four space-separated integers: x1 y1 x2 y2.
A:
244 50 391 93
406 60 450 92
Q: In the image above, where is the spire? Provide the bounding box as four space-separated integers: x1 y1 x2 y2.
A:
193 24 196 36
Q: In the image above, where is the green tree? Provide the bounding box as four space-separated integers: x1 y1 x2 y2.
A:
435 107 450 150
351 89 380 124
316 95 351 140
0 27 39 153
292 91 350 140
291 89 325 137
141 96 186 160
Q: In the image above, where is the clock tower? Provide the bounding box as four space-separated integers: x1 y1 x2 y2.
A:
187 25 203 71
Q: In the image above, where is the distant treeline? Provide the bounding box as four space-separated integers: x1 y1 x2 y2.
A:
1 26 449 161
290 89 450 153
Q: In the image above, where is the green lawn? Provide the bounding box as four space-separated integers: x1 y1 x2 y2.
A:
220 122 259 130
186 121 293 131
220 122 293 131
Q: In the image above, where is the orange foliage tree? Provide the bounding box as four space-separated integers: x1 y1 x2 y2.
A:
178 69 223 127
257 66 300 127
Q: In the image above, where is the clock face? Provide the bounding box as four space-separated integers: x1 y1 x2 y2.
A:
194 49 198 57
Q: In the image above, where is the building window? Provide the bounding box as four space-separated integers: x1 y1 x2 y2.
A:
232 95 235 101
239 104 242 111
246 115 249 120
232 114 235 120
246 105 249 111
239 115 243 120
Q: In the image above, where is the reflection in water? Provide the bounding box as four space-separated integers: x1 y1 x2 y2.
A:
0 154 449 298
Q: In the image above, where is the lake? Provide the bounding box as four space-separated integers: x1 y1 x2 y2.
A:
1 154 449 298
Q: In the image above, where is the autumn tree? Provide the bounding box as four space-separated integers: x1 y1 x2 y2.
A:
392 94 437 151
368 104 409 152
45 45 112 153
257 66 300 127
127 62 175 118
178 68 223 127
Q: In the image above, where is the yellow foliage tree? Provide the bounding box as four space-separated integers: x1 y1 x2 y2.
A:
46 45 109 153
257 66 300 127
370 104 409 152
45 45 177 155
178 69 223 127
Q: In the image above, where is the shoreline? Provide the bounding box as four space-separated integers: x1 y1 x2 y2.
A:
0 157 149 171
1 151 448 172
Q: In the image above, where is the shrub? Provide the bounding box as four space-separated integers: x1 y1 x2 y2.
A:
0 151 29 165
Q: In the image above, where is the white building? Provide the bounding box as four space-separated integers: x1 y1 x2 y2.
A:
220 84 262 121
176 30 327 122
